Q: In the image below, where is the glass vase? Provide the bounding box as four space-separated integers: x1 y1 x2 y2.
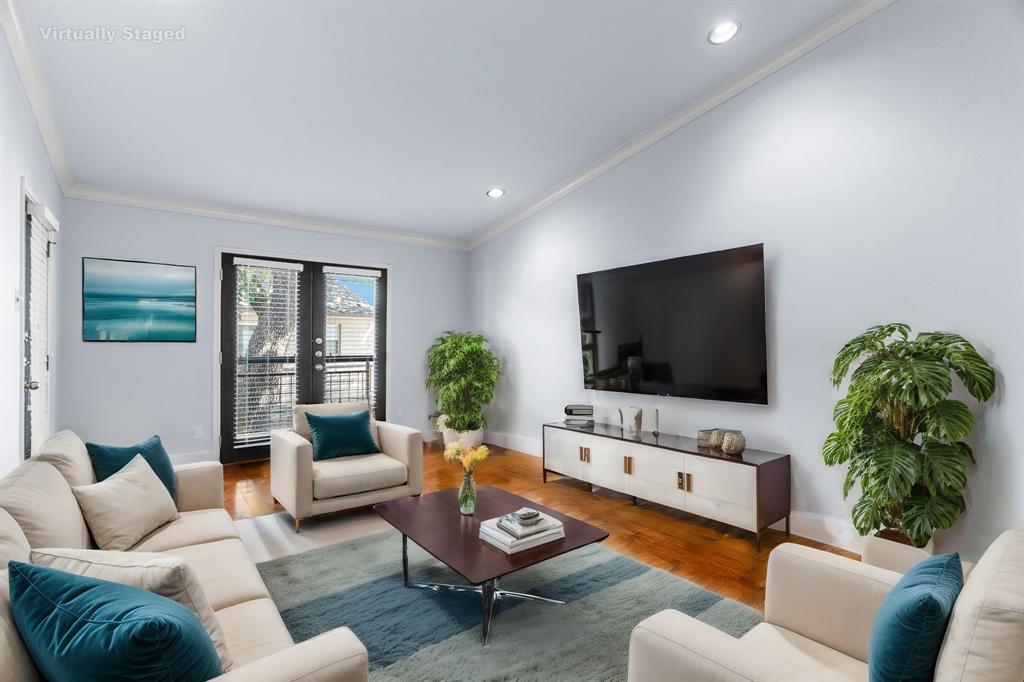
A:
458 471 476 515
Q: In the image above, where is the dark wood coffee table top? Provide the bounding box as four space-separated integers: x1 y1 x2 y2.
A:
374 486 608 585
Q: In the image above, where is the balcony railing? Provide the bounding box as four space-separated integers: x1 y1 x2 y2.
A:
233 355 373 447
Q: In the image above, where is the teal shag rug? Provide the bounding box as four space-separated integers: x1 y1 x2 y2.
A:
257 529 762 681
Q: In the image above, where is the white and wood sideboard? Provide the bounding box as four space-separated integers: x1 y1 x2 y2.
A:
542 422 791 549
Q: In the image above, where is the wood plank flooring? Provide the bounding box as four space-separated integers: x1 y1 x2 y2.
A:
223 442 855 610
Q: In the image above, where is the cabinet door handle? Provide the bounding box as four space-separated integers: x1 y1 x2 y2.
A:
677 472 685 490
686 472 693 492
585 447 591 463
623 455 633 474
579 446 584 462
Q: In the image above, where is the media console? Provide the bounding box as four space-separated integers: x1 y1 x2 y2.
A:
542 421 791 549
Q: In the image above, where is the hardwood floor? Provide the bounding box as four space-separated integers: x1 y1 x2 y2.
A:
224 442 855 610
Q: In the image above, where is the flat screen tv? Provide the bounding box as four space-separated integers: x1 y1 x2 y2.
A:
577 244 767 404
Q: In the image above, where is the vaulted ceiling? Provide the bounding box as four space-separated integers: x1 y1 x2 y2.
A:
18 0 859 245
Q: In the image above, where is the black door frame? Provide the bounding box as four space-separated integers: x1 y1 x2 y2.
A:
219 252 387 463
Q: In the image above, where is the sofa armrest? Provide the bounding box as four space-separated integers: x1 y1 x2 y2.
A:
172 461 224 512
628 610 821 682
765 543 901 662
211 628 367 682
271 429 314 519
377 422 423 495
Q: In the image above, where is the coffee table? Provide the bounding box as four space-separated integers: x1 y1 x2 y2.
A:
374 485 608 643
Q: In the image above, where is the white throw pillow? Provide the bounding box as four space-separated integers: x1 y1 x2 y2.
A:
72 455 178 551
30 547 234 671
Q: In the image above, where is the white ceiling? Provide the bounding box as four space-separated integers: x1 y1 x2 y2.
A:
21 0 852 241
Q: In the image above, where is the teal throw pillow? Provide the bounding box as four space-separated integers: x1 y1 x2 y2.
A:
8 561 222 682
86 435 176 498
868 552 963 682
306 410 380 461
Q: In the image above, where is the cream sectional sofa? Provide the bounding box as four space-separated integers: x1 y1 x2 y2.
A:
0 430 368 682
628 530 1024 682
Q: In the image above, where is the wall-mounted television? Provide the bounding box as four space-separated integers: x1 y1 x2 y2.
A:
576 244 767 404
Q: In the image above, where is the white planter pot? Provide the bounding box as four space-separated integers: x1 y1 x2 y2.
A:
442 428 484 448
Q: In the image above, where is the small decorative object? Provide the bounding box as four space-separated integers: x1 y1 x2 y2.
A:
708 429 726 448
696 428 717 447
444 442 490 515
652 409 660 437
721 431 746 455
82 257 196 342
623 406 643 436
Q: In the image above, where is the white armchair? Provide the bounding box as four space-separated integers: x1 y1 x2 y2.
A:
627 530 1024 682
271 403 423 532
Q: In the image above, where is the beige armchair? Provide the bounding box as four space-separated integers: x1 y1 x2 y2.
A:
271 403 423 532
628 530 1024 682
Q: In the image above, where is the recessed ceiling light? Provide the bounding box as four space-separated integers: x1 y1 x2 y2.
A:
486 188 505 199
708 20 741 45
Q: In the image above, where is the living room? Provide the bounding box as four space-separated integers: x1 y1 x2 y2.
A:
1 1 1021 680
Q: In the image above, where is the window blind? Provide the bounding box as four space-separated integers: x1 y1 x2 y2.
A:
25 213 53 456
233 258 302 447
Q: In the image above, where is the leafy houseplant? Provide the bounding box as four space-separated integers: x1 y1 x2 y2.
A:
426 332 502 444
823 324 995 547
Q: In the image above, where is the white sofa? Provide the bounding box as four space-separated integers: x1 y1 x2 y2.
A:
627 530 1024 682
0 430 368 682
271 403 423 532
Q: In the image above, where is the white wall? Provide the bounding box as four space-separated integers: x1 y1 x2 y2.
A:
56 198 468 459
1 33 63 475
468 0 1024 559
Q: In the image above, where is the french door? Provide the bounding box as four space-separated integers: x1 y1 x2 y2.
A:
219 253 387 463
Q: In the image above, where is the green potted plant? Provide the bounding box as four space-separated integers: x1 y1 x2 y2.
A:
426 331 502 447
823 323 995 548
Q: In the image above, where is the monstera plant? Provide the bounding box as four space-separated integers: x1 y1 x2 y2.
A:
822 323 995 547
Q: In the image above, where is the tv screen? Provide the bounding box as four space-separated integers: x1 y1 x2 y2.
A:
577 244 767 404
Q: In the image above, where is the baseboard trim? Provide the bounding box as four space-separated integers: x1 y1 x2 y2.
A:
170 450 218 465
484 430 542 457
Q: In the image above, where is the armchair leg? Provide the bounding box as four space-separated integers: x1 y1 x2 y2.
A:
294 517 302 533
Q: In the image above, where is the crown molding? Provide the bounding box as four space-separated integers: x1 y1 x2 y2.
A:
65 184 469 251
467 0 895 250
1 0 73 192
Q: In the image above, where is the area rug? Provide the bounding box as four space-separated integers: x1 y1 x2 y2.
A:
257 529 762 681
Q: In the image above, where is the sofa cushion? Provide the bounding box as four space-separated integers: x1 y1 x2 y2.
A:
312 453 407 499
0 460 91 549
869 553 962 682
32 430 94 487
0 571 40 682
130 508 239 553
9 561 221 682
307 410 380 460
164 539 270 611
72 455 179 551
0 509 30 567
935 530 1024 682
742 622 867 681
87 434 176 499
215 598 294 666
31 547 234 672
293 402 379 448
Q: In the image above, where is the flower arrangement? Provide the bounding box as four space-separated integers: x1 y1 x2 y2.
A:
444 442 489 514
444 442 490 474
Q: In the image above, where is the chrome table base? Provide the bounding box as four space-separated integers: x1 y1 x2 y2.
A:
401 534 565 644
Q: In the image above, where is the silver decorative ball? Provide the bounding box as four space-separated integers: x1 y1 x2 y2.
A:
722 431 746 455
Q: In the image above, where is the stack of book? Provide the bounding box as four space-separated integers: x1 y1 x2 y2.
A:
479 507 565 554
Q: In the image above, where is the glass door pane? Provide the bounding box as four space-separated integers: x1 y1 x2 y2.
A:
232 259 302 449
320 269 378 410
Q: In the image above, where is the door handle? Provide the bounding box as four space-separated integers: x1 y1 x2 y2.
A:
677 472 685 490
686 473 693 492
314 364 324 371
24 381 39 390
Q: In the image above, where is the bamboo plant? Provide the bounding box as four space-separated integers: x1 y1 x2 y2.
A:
822 323 995 547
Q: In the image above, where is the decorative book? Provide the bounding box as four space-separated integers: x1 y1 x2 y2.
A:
479 516 564 554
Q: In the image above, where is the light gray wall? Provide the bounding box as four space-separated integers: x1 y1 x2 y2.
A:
468 0 1024 558
56 198 468 458
1 33 64 475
